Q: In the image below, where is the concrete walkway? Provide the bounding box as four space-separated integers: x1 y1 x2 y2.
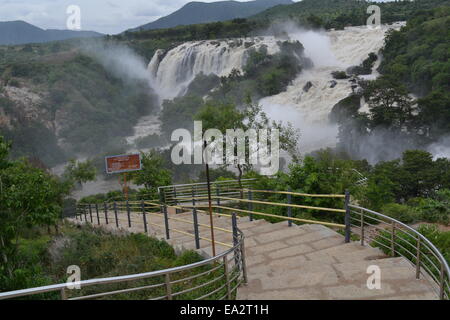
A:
72 208 439 300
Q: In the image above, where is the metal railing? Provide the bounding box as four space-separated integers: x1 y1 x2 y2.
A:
158 179 256 206
0 214 247 300
75 199 235 250
169 187 350 233
349 204 450 300
2 181 449 300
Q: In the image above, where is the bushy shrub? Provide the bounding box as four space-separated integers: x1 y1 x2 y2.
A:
417 189 450 225
381 203 420 224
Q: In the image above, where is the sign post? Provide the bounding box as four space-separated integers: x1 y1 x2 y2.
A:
105 153 142 200
203 140 216 257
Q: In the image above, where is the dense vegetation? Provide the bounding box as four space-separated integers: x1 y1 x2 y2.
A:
0 42 158 166
218 148 449 227
119 0 450 51
1 223 229 300
252 0 450 29
334 5 450 162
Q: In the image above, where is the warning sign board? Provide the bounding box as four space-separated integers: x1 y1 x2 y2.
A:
105 153 141 174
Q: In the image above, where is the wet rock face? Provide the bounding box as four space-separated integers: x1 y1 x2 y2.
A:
331 71 349 80
303 81 313 92
330 80 337 88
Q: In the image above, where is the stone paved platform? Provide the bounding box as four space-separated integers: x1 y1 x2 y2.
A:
71 209 439 300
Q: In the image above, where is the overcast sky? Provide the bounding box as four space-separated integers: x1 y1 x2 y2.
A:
0 0 390 35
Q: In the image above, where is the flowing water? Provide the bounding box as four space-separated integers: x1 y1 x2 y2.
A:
144 23 404 154
260 23 405 154
148 37 281 99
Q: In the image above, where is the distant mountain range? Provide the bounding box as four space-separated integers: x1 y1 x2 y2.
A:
0 20 103 45
129 0 293 31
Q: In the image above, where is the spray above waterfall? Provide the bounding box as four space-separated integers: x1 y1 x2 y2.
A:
80 39 153 88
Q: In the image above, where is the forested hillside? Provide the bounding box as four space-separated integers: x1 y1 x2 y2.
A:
0 21 102 46
130 0 293 31
0 0 449 169
252 0 450 28
333 6 450 160
0 40 157 166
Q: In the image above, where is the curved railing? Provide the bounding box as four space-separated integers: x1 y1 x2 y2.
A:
2 182 449 300
349 205 450 300
0 226 247 300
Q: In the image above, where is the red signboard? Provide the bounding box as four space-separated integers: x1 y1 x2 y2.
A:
105 153 141 174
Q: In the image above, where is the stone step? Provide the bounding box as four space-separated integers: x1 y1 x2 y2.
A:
71 207 439 300
304 242 385 264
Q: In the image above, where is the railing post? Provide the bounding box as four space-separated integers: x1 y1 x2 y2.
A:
165 273 172 300
173 186 179 214
163 205 170 240
114 201 119 228
232 213 238 247
223 255 231 300
159 188 165 213
287 188 292 227
216 185 221 213
344 190 351 243
416 237 421 279
86 205 90 222
360 209 365 246
439 264 445 300
248 190 253 222
95 203 100 225
104 202 109 225
60 287 67 300
192 207 200 250
126 200 131 228
391 222 396 257
141 200 148 234
192 189 200 249
241 238 248 285
232 212 239 267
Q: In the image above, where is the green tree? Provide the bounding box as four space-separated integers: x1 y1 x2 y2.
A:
195 99 299 186
131 150 172 197
0 136 69 280
63 159 97 189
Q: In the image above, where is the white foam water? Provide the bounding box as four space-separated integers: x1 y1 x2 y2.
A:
143 23 405 155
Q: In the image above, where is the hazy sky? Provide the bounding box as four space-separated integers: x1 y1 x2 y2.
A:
0 0 390 35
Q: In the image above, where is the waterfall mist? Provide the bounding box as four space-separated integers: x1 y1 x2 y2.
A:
79 39 153 88
428 135 450 160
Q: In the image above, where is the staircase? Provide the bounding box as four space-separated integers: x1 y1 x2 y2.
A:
72 208 439 300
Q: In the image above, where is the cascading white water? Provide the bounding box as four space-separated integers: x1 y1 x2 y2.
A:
260 23 405 154
143 22 405 155
149 37 280 99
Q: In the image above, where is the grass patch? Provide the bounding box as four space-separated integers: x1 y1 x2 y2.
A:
3 222 238 300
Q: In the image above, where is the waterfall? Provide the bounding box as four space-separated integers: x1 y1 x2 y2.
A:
260 23 405 154
148 37 280 99
145 22 405 154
